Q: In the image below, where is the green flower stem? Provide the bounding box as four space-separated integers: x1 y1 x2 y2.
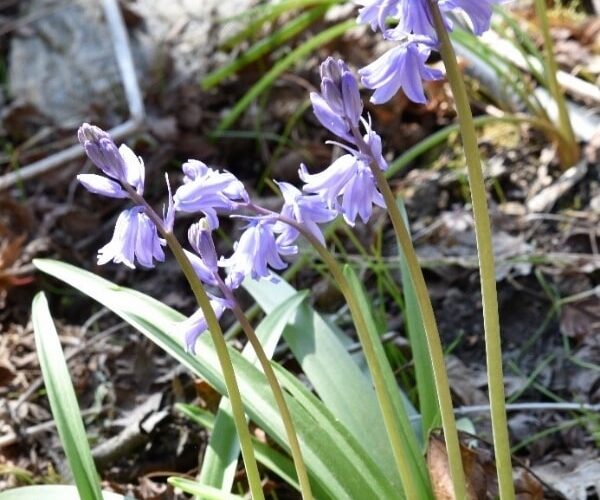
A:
126 189 265 500
428 2 515 498
219 281 314 500
349 128 467 499
534 0 579 167
275 216 421 500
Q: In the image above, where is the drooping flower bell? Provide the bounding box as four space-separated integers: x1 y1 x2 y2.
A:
220 219 296 290
359 35 443 104
299 154 385 226
174 295 230 354
97 207 165 269
272 181 338 247
173 160 249 229
184 219 220 287
356 0 500 39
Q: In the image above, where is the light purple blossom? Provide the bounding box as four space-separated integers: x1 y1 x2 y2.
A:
173 160 249 229
441 0 499 36
220 219 296 289
299 154 385 226
175 296 230 354
356 0 399 32
77 124 145 194
355 0 500 38
184 219 220 287
272 182 338 247
359 36 443 104
97 207 165 269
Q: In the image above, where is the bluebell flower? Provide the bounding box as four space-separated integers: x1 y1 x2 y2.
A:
77 124 145 196
299 154 385 226
173 160 249 229
272 181 338 247
356 0 499 38
97 207 165 269
359 36 443 104
184 219 220 287
220 219 296 289
441 0 499 36
174 295 230 354
356 0 399 32
310 58 363 143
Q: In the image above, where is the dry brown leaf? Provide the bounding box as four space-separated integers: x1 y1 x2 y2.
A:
533 450 600 500
560 297 600 341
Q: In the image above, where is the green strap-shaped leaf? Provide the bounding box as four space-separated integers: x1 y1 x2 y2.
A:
244 276 406 490
342 265 432 496
0 485 130 500
396 199 441 437
31 293 103 500
34 259 397 500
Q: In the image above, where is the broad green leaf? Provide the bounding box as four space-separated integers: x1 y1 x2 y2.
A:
31 293 103 500
178 404 306 495
167 478 244 500
199 292 307 491
34 259 397 500
243 277 403 489
342 266 432 497
396 199 440 437
0 485 129 500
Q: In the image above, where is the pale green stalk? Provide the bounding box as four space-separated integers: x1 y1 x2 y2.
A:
427 2 515 498
534 0 579 167
349 125 467 499
218 279 314 500
126 188 264 500
273 214 423 500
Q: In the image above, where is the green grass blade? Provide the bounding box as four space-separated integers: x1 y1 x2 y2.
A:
198 292 307 491
31 293 103 500
243 277 404 489
34 259 395 500
396 199 440 436
215 19 354 132
219 0 340 48
203 5 329 90
342 265 432 495
0 485 129 500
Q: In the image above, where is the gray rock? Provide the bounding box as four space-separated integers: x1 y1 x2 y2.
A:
8 0 254 127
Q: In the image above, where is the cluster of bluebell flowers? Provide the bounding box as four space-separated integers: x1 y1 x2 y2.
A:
356 0 501 103
77 56 393 353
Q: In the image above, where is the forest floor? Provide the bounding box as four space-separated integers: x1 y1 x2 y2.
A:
1 1 600 499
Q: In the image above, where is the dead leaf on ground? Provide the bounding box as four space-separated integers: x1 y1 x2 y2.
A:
533 449 600 500
560 297 600 341
428 431 545 500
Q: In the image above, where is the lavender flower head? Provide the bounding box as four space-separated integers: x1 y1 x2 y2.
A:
173 160 249 229
355 0 502 104
299 154 385 226
272 181 338 247
220 219 296 290
360 34 443 104
184 219 220 287
97 207 165 269
356 0 501 38
174 295 230 354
